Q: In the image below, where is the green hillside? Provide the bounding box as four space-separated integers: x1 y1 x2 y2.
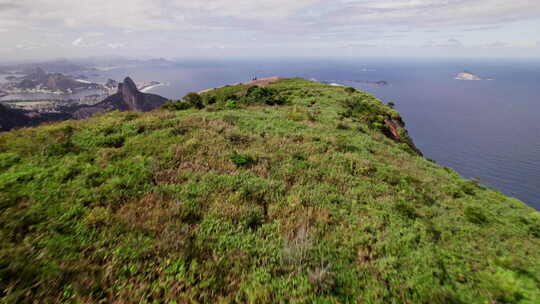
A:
0 78 538 303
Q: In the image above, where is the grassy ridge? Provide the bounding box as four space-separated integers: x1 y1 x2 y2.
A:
0 79 539 303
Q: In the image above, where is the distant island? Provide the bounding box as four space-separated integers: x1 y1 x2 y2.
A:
455 71 486 81
321 80 388 86
347 80 388 86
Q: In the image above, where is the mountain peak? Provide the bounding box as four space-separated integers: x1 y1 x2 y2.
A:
35 67 46 76
123 77 138 91
117 77 140 95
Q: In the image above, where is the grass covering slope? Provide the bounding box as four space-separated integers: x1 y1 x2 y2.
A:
0 79 539 303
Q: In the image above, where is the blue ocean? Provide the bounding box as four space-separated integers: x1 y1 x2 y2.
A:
96 58 540 210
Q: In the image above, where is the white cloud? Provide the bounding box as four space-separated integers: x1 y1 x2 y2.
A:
5 0 535 32
72 37 83 46
87 32 105 37
0 0 539 59
107 43 125 49
326 0 540 26
426 38 463 47
14 42 46 50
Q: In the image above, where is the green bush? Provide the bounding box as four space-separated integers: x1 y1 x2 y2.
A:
183 92 204 109
394 202 418 219
84 207 111 228
344 87 356 94
226 99 238 109
0 153 20 170
461 181 478 196
244 86 283 105
464 206 488 224
98 135 125 148
162 100 192 111
230 152 254 167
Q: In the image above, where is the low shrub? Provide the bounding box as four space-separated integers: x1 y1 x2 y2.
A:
184 92 204 109
226 99 238 109
84 207 111 228
344 87 356 94
464 206 488 224
98 135 125 148
162 100 192 111
244 86 277 105
230 152 255 167
461 181 478 196
285 106 309 121
394 202 418 219
241 210 265 231
0 153 20 170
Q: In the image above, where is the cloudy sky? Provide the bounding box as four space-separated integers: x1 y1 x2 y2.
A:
1 0 539 61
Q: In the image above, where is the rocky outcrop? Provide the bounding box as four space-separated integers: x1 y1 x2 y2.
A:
384 119 402 141
455 72 482 81
72 77 167 119
384 118 423 156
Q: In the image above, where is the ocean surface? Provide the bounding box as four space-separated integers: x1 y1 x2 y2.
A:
94 58 540 210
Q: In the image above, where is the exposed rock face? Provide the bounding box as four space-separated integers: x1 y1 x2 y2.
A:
73 77 167 119
384 118 423 156
118 77 145 111
384 119 402 141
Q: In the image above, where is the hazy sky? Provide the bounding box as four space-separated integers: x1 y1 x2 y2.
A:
1 0 539 61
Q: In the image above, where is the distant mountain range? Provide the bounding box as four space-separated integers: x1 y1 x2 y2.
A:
0 76 167 132
0 57 174 75
3 67 101 93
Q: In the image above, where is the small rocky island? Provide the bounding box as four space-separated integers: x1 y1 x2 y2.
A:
348 80 388 86
455 71 484 81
